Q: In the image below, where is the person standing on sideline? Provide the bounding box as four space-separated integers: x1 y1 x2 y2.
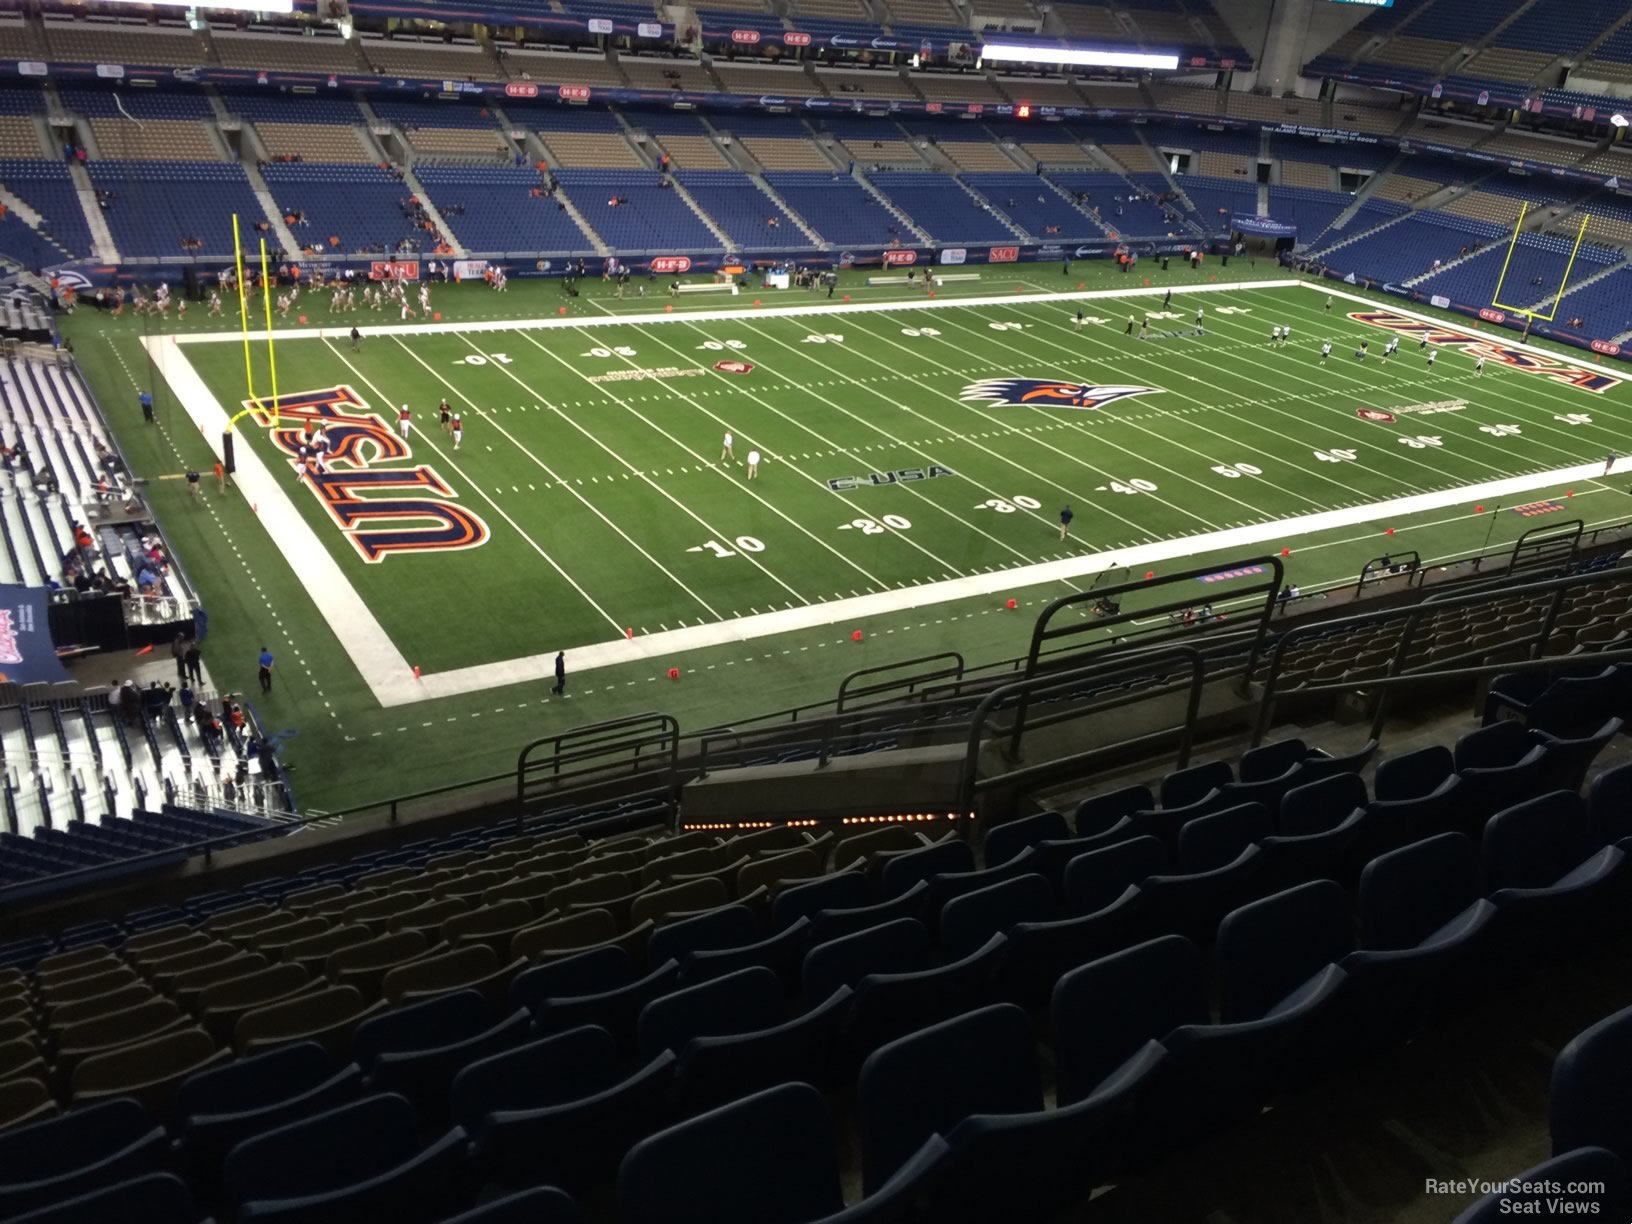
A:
451 413 463 450
257 645 274 694
213 459 226 493
1320 341 1332 364
140 391 154 424
1325 295 1333 313
1475 354 1486 376
1194 306 1205 334
186 468 201 501
184 639 202 685
350 326 361 352
721 431 734 461
1139 316 1150 341
1426 348 1437 369
1125 314 1135 336
397 404 412 440
1279 325 1291 348
171 633 188 682
1163 288 1172 310
553 651 566 696
746 448 761 479
438 400 452 433
1059 505 1074 540
1073 310 1083 332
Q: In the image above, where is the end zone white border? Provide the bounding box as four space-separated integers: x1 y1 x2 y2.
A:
144 278 1624 709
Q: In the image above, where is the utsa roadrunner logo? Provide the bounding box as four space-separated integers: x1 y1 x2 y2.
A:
245 386 490 563
960 378 1162 410
1348 311 1622 394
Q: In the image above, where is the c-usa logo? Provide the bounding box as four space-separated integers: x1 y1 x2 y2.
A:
961 378 1162 410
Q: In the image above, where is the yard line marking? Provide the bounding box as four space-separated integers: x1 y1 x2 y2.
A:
624 318 993 574
856 310 1309 517
321 339 627 633
918 307 1409 506
453 332 818 603
391 338 725 622
509 326 895 593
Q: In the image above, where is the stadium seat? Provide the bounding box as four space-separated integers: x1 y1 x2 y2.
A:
1298 738 1379 781
1159 759 1232 809
1590 761 1632 846
1257 803 1366 892
0 1098 169 1217
876 839 975 898
1482 791 1624 949
1344 833 1496 1043
983 811 1069 866
846 933 1007 1058
352 988 493 1069
1552 1004 1632 1162
1278 763 1367 835
673 986 854 1114
619 1081 946 1224
1062 835 1168 916
938 873 1053 957
1453 722 1551 832
70 1025 228 1112
645 903 759 967
1141 843 1265 944
772 871 870 928
1534 717 1623 793
683 916 812 987
8 1172 199 1224
477 1051 677 1192
1175 802 1272 873
509 944 634 1009
636 965 783 1060
532 960 682 1051
221 1092 468 1223
1074 784 1154 836
1453 1148 1631 1223
438 1185 581 1224
1369 746 1464 843
997 884 1152 1006
807 881 929 945
802 917 932 1002
1236 737 1309 782
370 1008 530 1118
858 1003 1041 1193
450 1024 618 1133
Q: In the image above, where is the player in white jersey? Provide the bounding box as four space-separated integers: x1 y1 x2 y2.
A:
1194 306 1205 334
721 431 734 461
207 290 222 316
400 297 416 320
397 405 412 440
450 413 463 450
419 284 431 313
1320 341 1332 364
1383 337 1399 360
1475 354 1486 375
1279 325 1291 348
746 449 761 480
1426 348 1437 368
1270 326 1281 345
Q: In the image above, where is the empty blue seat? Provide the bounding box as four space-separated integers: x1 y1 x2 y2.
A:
619 1081 945 1224
176 1063 366 1191
802 918 930 1002
9 1173 196 1224
847 933 1007 1058
1369 746 1463 844
939 873 1053 958
371 1008 531 1119
1141 842 1264 944
683 916 811 988
478 1051 677 1193
438 1185 580 1224
1062 835 1167 916
352 988 493 1068
1552 1004 1632 1163
636 966 783 1060
1176 802 1271 873
510 945 634 1011
983 811 1068 867
858 1004 1040 1193
450 1025 619 1134
1236 737 1307 782
1535 717 1623 793
1299 738 1378 781
1215 880 1350 1024
876 838 975 898
1590 760 1632 845
997 884 1151 1006
1344 833 1496 1044
1454 722 1550 832
174 1040 336 1121
646 904 759 967
923 854 1042 914
532 960 682 1051
1074 784 1153 836
807 881 929 946
1453 1148 1631 1223
772 871 869 929
673 985 853 1115
0 1098 168 1217
222 1093 467 1223
1258 801 1365 892
1482 791 1624 950
1159 759 1232 809
1527 667 1624 737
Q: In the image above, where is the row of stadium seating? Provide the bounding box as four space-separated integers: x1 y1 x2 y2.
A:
0 687 1627 1218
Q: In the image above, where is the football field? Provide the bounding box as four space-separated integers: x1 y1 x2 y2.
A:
75 270 1632 808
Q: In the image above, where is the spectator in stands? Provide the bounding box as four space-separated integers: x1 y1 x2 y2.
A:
184 639 202 685
143 681 173 720
258 645 275 694
178 682 194 718
119 679 141 727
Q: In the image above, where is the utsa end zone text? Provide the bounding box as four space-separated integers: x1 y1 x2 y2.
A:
827 466 955 492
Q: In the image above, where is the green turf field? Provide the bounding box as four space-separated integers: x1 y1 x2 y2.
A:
63 265 1632 811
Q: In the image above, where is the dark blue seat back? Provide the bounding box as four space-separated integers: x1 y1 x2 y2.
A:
939 874 1053 958
0 1098 166 1217
438 1185 581 1224
9 1173 196 1224
221 1093 418 1211
1374 745 1454 801
1216 881 1350 1023
1176 802 1271 873
1358 833 1480 950
683 917 811 988
619 1082 842 1224
1454 720 1540 772
1453 1148 1630 1224
532 961 682 1050
877 839 975 899
1052 935 1207 1105
1552 1004 1632 1166
848 934 1008 1058
173 1041 335 1120
450 1025 620 1133
674 986 854 1115
1062 836 1166 916
1160 759 1232 810
1591 761 1632 845
984 811 1069 867
1075 784 1153 836
1238 737 1307 783
510 946 634 1011
352 989 492 1067
646 904 759 968
772 871 869 929
637 966 783 1060
802 918 930 1002
858 1004 1041 1194
806 881 929 947
1482 791 1595 892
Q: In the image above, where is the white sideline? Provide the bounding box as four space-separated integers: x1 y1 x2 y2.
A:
146 278 1623 710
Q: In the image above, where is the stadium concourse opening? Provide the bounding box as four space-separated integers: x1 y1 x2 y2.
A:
8 2 1632 1218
